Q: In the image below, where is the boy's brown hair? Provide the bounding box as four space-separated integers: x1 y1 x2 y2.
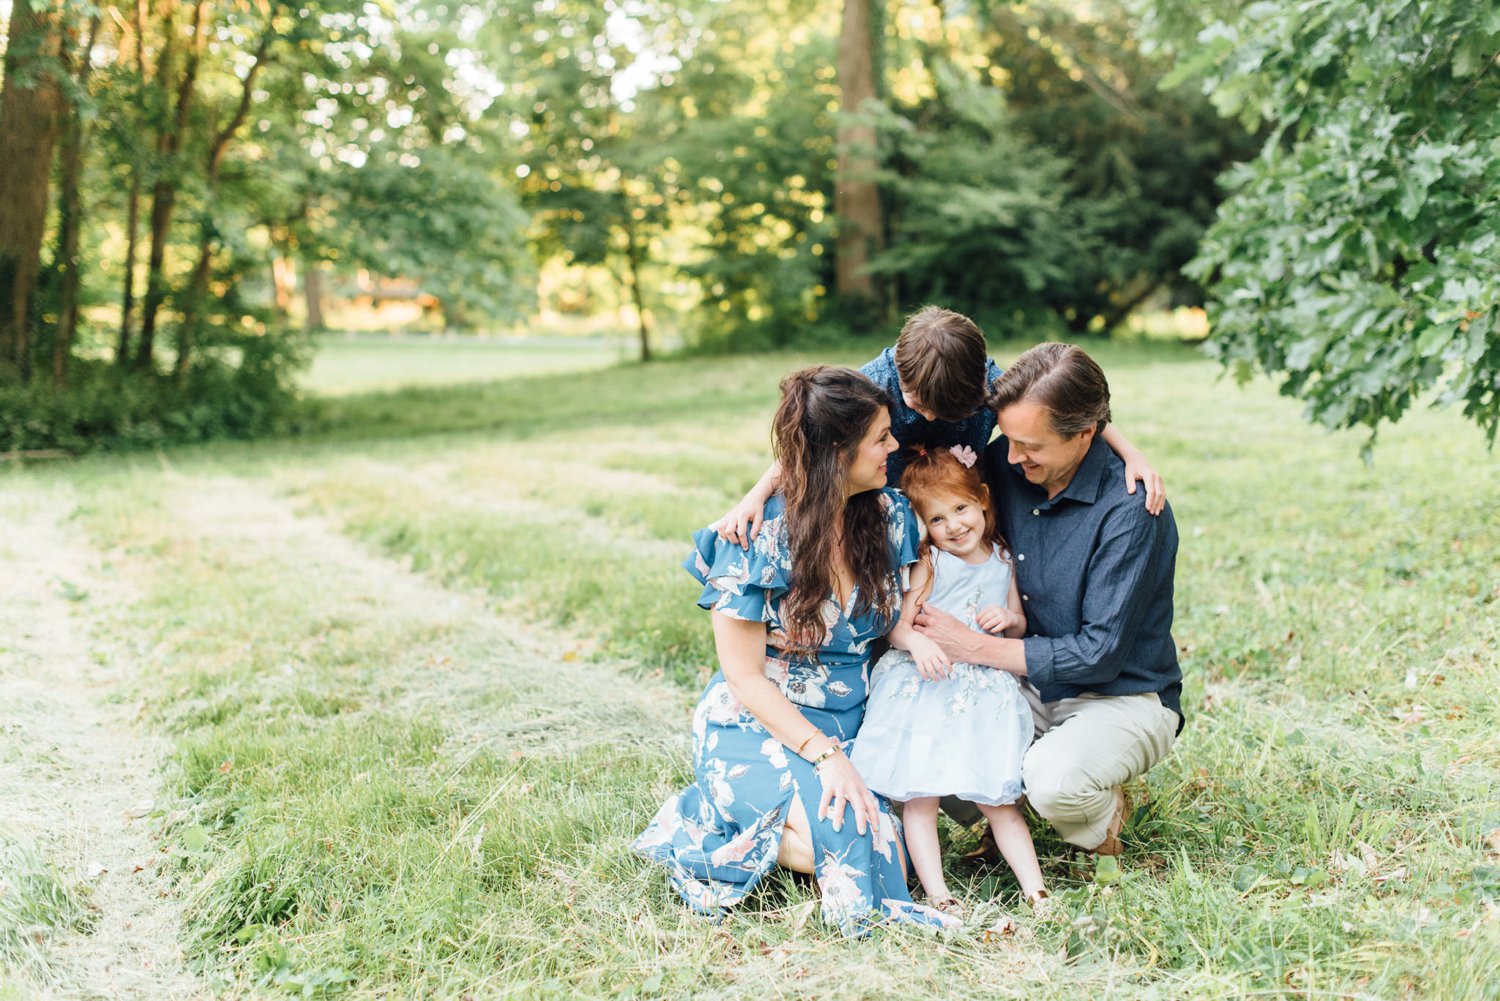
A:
893 306 988 423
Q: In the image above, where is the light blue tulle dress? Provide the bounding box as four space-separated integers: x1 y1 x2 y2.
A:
851 545 1033 807
634 489 956 936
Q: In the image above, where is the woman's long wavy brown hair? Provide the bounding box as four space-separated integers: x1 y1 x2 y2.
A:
772 366 900 657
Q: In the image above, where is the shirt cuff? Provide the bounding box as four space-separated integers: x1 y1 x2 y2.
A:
1022 636 1055 689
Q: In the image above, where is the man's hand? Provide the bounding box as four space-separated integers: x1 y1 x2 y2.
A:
976 604 1023 635
908 634 951 681
912 604 980 662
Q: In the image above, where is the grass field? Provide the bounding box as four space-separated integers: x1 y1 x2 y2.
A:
298 334 629 396
2 337 1497 999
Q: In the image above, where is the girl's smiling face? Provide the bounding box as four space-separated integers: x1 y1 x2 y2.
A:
917 488 990 563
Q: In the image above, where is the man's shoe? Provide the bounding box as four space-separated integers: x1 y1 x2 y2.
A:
960 823 1001 864
1094 787 1130 856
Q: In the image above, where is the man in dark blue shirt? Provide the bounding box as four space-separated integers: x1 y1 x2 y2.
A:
915 343 1182 856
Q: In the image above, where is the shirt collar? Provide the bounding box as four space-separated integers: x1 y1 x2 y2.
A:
1051 432 1112 507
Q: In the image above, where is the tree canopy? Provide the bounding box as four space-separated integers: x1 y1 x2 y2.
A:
1139 0 1500 444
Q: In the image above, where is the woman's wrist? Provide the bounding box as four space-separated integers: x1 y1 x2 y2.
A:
792 729 820 757
808 740 843 768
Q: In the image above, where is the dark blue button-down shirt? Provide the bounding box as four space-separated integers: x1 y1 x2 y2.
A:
984 433 1183 724
861 347 1005 486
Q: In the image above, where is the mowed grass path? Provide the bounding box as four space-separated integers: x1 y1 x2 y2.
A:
2 340 1497 998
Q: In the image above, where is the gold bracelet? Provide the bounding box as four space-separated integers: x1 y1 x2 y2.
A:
809 743 841 768
793 730 819 756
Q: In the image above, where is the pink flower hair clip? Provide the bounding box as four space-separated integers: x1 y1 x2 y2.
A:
949 445 977 469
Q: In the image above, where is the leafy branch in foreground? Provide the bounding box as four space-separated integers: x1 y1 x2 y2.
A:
1139 0 1500 446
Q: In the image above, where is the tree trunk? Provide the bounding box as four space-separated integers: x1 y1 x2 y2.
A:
623 212 651 362
176 26 273 377
52 14 102 388
137 0 206 371
117 0 147 367
834 0 884 306
303 257 325 332
0 1 66 381
119 175 142 365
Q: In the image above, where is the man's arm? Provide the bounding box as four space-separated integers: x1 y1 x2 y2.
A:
911 606 1028 676
1023 501 1171 692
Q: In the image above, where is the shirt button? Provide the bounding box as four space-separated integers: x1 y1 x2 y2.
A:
1031 508 1040 516
1017 553 1025 561
1022 594 1030 602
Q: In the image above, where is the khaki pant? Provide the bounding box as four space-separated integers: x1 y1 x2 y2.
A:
943 688 1179 850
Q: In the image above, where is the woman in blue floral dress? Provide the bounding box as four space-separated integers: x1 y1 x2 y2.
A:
634 366 955 936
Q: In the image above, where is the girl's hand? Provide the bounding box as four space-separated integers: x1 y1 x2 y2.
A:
815 749 879 836
977 604 1022 635
713 497 766 548
910 634 951 681
1122 453 1166 516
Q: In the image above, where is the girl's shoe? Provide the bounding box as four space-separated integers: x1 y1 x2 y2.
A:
1025 888 1054 919
930 896 966 921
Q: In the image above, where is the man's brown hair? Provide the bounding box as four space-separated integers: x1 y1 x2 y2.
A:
987 342 1112 437
893 306 988 423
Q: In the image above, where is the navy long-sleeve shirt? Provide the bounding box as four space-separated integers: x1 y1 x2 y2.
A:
984 432 1183 725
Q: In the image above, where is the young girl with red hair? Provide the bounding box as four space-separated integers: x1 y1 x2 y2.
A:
850 445 1048 919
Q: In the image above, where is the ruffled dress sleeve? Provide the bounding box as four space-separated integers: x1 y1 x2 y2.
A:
683 495 793 623
879 488 922 592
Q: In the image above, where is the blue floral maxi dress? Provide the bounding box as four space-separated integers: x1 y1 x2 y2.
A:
634 489 953 935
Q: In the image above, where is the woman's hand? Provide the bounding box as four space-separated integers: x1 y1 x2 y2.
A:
909 634 951 681
815 748 880 836
976 604 1023 635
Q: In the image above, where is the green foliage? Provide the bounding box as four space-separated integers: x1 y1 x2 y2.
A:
667 27 842 349
869 62 1084 339
1139 0 1500 442
981 0 1261 327
0 342 306 453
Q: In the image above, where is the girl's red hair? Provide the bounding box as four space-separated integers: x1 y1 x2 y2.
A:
900 448 1001 548
899 448 1008 606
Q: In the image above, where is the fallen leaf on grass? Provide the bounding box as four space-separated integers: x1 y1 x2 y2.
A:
1485 829 1500 856
981 915 1016 941
123 799 154 820
787 899 817 935
1394 704 1427 726
218 760 233 774
759 943 796 964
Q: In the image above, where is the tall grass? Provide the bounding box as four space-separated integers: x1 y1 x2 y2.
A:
0 835 93 981
21 337 1500 997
